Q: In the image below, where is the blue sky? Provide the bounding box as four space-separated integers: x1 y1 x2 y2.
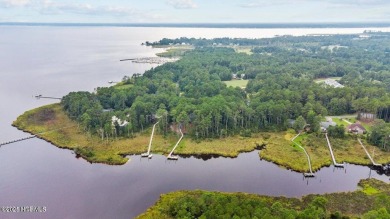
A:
1 0 390 23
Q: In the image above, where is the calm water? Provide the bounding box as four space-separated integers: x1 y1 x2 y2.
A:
0 26 389 219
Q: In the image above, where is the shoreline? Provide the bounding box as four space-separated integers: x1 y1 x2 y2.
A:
12 104 390 174
137 178 390 218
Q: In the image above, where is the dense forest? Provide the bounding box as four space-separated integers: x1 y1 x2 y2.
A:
61 33 390 149
137 179 390 219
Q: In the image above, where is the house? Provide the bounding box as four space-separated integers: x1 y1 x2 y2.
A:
324 79 344 88
348 123 366 135
320 121 336 132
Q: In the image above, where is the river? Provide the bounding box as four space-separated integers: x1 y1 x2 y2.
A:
0 25 389 219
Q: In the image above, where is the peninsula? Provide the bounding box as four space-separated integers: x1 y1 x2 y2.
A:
13 33 390 173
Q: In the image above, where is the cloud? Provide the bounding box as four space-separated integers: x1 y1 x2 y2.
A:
238 0 302 8
39 2 137 17
238 0 390 8
325 0 390 8
327 0 389 6
0 0 166 22
0 0 32 7
166 0 197 9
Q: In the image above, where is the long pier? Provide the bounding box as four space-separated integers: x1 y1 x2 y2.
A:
357 138 381 167
291 132 315 177
325 133 344 168
141 121 159 159
0 135 36 147
167 128 184 160
35 95 61 100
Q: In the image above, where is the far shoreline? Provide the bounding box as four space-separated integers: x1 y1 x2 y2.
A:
2 22 390 29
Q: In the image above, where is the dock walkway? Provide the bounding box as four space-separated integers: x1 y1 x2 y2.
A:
291 132 315 177
0 135 36 147
167 128 184 160
325 133 344 167
357 138 381 167
141 121 159 158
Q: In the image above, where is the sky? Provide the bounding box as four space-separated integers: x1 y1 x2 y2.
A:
1 0 390 23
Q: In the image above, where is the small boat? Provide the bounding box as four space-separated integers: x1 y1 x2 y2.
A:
148 154 153 159
141 153 149 157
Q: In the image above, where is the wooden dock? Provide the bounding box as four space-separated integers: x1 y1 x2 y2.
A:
291 132 315 177
325 133 345 168
167 128 183 160
0 135 36 147
35 95 61 100
357 138 382 167
141 121 159 159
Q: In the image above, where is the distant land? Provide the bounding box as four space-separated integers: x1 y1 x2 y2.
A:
2 22 390 28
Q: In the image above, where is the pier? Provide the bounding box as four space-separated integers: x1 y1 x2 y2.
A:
141 121 159 159
0 135 36 147
167 128 184 160
1 126 75 148
35 95 61 100
291 132 315 177
357 138 381 167
120 57 179 65
325 133 345 168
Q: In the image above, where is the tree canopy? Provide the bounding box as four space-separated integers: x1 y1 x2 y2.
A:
61 33 390 145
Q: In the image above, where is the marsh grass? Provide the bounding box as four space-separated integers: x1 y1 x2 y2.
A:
13 104 390 169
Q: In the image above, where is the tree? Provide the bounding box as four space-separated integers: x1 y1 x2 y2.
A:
294 116 306 132
327 125 345 138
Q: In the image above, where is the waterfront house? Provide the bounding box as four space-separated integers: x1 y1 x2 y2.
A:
348 123 366 135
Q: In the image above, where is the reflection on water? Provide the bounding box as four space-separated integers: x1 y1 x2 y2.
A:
370 164 390 177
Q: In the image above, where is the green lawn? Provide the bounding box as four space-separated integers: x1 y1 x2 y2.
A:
234 46 253 55
332 118 350 127
156 45 194 57
224 79 249 88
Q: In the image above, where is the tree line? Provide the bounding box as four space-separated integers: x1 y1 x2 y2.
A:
61 34 390 146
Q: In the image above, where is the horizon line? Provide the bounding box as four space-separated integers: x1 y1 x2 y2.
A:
1 22 390 28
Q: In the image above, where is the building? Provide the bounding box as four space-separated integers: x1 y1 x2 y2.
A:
358 113 375 121
324 79 344 88
348 123 367 135
320 121 336 132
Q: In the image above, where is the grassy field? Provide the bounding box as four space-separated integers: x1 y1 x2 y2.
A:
224 79 249 88
327 115 374 132
137 178 390 218
234 46 253 55
13 104 390 171
12 104 264 164
155 45 194 57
